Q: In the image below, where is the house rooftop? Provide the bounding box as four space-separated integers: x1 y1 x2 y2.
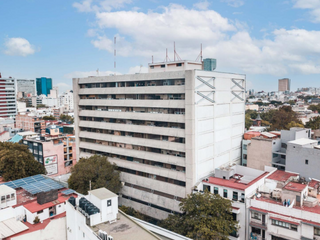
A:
266 170 299 182
283 182 307 192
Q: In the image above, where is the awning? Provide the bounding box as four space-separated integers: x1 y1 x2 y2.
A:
0 218 29 238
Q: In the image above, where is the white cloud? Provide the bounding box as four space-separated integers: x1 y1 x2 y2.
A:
4 38 36 56
128 65 148 74
74 2 320 75
193 1 210 10
293 0 320 22
221 0 244 8
73 0 131 12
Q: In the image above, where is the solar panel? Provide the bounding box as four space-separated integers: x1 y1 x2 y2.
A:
62 189 75 195
1 175 46 189
20 179 64 195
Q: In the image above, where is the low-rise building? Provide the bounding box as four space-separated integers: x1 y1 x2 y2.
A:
15 113 46 134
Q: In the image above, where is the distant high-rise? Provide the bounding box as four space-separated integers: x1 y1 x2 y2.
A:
16 79 36 97
36 77 52 96
278 78 290 92
0 76 17 118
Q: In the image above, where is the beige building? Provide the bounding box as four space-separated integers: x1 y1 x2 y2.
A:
73 60 246 219
278 78 290 92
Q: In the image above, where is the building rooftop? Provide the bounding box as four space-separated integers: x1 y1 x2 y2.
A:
90 210 161 240
283 182 307 192
0 217 29 239
309 179 320 189
288 138 318 146
89 188 118 200
23 192 77 213
266 170 299 182
0 185 15 195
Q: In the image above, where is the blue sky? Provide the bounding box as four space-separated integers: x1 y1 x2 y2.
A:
0 0 320 93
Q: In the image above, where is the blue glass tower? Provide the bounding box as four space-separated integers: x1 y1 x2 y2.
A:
36 77 52 96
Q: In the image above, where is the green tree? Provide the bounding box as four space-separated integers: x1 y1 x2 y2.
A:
305 116 320 130
308 104 320 113
60 114 74 123
0 142 46 181
160 191 238 240
42 115 55 120
37 104 47 108
68 155 121 195
286 121 304 129
268 106 303 131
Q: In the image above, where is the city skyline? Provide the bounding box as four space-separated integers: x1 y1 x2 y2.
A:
1 0 320 93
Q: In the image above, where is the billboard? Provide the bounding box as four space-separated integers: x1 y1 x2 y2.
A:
44 155 58 175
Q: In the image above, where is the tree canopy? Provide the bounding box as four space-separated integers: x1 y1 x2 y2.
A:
305 116 320 130
308 104 320 113
68 155 121 195
245 106 303 131
0 142 46 181
160 191 238 240
42 115 55 120
60 114 74 123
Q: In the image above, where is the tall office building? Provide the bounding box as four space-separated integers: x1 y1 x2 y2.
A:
16 79 36 97
36 77 52 96
278 78 290 92
0 76 17 118
73 59 246 219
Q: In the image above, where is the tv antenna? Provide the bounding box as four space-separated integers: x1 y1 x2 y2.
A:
195 43 203 62
114 36 116 75
173 42 181 61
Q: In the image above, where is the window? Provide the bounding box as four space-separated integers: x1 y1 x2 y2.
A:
83 232 85 238
203 185 211 192
214 187 219 195
233 191 238 201
107 200 112 207
11 193 15 200
223 189 228 198
271 219 298 231
160 65 165 68
243 154 247 160
251 212 261 220
176 63 182 67
150 66 154 69
37 210 43 214
315 227 320 236
305 159 309 165
1 196 5 203
243 145 247 150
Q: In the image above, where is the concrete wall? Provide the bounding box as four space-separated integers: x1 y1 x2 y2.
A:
286 143 320 180
247 138 273 171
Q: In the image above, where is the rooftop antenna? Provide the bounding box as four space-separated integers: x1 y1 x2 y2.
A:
96 68 99 76
164 48 171 62
152 55 154 64
139 64 143 73
195 43 203 62
173 42 182 61
114 36 116 75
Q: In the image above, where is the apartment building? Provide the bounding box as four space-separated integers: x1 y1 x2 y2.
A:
16 79 36 97
73 59 246 219
15 113 46 134
278 78 291 92
0 76 17 118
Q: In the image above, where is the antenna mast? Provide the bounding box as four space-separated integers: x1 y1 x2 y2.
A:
195 43 203 62
173 42 181 61
114 36 116 75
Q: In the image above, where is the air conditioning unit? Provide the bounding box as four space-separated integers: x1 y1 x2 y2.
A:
108 236 113 240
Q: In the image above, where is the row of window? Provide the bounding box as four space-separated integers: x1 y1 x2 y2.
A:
124 182 183 201
118 167 186 187
79 106 185 115
1 193 15 203
203 185 244 202
80 94 185 100
80 127 185 144
79 79 185 89
121 194 180 214
79 117 185 129
271 219 298 231
80 138 186 158
80 148 185 172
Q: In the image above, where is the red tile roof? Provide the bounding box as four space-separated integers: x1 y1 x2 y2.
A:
267 170 299 182
309 179 320 189
23 193 76 213
283 182 307 192
203 172 269 191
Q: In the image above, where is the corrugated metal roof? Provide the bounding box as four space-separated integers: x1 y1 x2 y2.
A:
0 218 28 238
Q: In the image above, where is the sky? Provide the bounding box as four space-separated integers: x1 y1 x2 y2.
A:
0 0 320 93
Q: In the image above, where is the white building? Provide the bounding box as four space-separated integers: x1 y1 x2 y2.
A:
59 90 74 110
0 76 17 118
73 59 246 219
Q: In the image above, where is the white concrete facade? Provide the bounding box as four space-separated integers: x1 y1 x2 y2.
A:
73 68 245 219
